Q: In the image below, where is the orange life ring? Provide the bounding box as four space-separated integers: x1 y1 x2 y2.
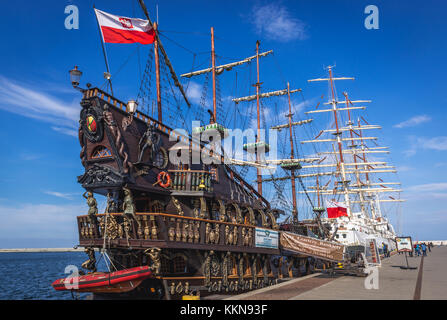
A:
157 171 171 188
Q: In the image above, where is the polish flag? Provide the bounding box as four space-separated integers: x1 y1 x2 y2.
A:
94 9 155 45
326 200 348 219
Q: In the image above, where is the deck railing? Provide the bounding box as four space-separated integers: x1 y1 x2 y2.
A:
77 212 264 250
169 170 212 192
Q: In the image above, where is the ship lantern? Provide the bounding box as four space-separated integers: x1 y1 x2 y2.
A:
126 100 138 115
69 66 82 88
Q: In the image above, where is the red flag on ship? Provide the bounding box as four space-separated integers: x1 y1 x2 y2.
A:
326 200 348 218
94 9 155 45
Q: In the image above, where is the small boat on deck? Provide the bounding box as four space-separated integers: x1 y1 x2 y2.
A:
52 266 153 293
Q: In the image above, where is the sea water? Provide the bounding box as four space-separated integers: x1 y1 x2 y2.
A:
0 252 107 300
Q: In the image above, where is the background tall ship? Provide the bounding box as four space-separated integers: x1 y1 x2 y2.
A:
51 1 401 299
263 66 404 251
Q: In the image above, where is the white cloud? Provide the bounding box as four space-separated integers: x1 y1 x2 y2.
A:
404 136 447 156
185 81 203 105
250 3 307 42
396 165 413 172
279 98 312 118
394 115 431 128
51 126 78 137
44 191 78 200
421 136 447 151
406 183 447 193
405 183 447 201
19 153 43 161
0 76 80 137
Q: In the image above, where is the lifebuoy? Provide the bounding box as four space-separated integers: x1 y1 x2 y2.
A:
157 171 171 188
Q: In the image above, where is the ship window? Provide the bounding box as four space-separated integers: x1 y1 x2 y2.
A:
91 146 112 159
150 200 164 213
343 234 347 239
173 256 187 273
336 234 339 239
160 257 170 274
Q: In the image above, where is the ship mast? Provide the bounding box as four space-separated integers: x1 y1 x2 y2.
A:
211 27 217 123
153 22 162 123
309 66 353 217
343 91 367 216
286 82 298 219
254 40 263 195
299 67 405 225
138 0 191 111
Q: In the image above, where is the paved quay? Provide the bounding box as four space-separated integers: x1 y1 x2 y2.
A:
226 246 447 300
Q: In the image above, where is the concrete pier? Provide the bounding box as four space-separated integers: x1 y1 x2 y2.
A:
226 246 447 300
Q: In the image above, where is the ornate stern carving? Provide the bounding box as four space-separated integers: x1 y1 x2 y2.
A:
168 218 175 241
199 197 209 219
81 247 97 272
78 164 126 189
171 197 184 215
103 104 132 174
217 200 227 222
233 226 238 245
99 213 119 240
222 251 231 289
258 209 269 228
238 253 245 287
246 207 256 225
80 98 104 143
205 223 219 244
83 191 98 225
122 187 140 227
203 250 214 288
144 248 161 275
266 210 279 230
193 221 200 243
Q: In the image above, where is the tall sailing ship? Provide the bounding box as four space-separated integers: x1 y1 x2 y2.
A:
50 1 401 299
274 66 404 250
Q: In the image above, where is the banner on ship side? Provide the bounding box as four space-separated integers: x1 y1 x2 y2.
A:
280 231 345 262
255 228 279 249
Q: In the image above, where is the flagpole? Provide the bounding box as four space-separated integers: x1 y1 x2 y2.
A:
93 6 114 96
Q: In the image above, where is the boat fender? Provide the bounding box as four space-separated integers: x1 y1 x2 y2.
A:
157 171 171 188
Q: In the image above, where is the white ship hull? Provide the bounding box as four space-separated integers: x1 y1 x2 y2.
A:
323 216 397 250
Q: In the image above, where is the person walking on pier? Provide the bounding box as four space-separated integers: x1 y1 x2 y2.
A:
383 243 389 258
415 244 421 256
428 242 432 252
421 243 427 256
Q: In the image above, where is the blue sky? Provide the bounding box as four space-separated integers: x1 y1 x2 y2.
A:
0 0 446 247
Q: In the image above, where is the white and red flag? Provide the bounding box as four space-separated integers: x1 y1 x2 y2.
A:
94 9 155 45
326 200 348 219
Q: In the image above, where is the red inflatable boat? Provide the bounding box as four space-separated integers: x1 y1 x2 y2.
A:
52 266 153 293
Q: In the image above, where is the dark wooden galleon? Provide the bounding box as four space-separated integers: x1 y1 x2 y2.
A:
76 88 286 299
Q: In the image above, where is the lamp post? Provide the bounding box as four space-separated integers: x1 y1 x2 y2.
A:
122 100 138 131
126 100 138 115
69 66 84 92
